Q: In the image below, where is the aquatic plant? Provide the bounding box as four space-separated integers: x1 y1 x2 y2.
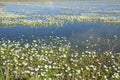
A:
48 14 120 25
21 20 63 27
60 7 95 11
1 2 120 27
0 9 26 20
1 6 120 27
0 38 120 80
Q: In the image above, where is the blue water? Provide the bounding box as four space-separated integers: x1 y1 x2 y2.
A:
0 22 120 41
5 1 120 16
0 1 120 41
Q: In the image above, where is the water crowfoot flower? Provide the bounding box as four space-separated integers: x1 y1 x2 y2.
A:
0 38 120 80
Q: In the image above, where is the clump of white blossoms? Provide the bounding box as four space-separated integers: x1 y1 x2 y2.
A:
0 37 120 80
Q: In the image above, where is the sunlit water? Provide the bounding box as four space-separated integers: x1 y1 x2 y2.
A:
0 2 120 80
0 1 120 42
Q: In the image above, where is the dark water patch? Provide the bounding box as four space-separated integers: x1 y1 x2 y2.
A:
0 22 120 41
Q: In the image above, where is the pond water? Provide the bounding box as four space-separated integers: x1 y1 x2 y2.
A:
0 23 120 41
0 1 120 42
1 2 120 80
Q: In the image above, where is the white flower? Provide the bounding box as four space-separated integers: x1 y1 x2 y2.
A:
23 62 27 66
50 50 53 53
104 75 107 79
25 70 30 74
25 43 29 48
77 70 81 74
48 65 52 69
20 57 24 59
60 54 67 58
67 67 70 70
41 72 45 76
13 71 17 74
81 68 83 71
44 65 48 68
114 73 120 78
45 51 48 53
48 78 52 80
114 35 117 39
85 66 90 71
69 73 72 76
35 68 39 71
30 72 34 76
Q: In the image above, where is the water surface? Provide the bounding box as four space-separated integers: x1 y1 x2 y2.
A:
0 1 120 42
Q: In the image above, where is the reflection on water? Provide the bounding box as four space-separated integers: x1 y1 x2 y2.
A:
0 22 120 41
0 1 120 42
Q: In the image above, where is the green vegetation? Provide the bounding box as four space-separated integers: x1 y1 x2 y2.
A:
0 37 120 80
0 3 120 27
0 1 120 80
1 12 120 27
